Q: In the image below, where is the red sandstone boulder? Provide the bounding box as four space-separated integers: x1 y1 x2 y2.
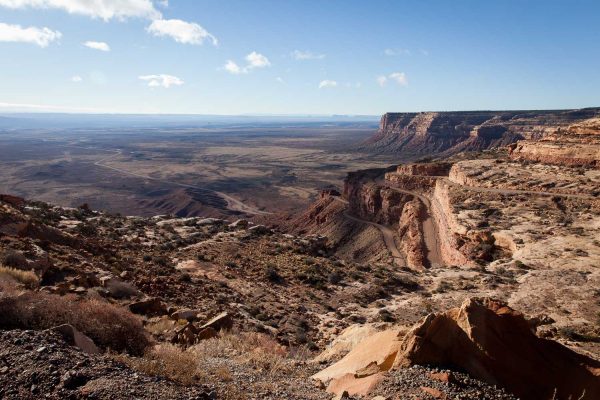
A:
313 298 600 400
199 312 233 332
394 298 600 400
51 324 100 355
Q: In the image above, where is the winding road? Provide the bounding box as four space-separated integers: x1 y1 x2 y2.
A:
333 197 406 267
383 186 444 268
93 150 271 215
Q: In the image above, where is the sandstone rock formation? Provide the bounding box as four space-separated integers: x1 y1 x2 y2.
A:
509 116 600 168
363 108 600 157
313 298 600 400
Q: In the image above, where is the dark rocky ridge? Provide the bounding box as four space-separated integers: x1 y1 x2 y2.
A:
362 108 600 157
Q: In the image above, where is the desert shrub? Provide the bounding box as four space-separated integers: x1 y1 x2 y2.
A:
303 257 315 266
192 331 289 374
328 271 342 285
265 264 282 283
2 250 27 269
0 291 150 355
77 223 98 237
178 272 191 282
0 266 39 289
378 309 395 322
433 280 453 293
105 279 138 299
153 256 170 267
114 344 199 385
514 260 529 269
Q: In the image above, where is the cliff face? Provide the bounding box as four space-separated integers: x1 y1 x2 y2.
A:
363 108 600 157
509 116 600 168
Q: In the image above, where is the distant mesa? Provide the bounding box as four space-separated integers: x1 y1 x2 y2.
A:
362 108 600 158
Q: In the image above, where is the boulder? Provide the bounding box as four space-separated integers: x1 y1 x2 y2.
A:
197 218 223 226
312 329 403 396
313 298 600 400
172 322 198 347
420 386 447 399
51 324 100 355
170 308 201 321
248 225 271 235
129 297 168 317
394 297 600 400
228 219 249 229
0 194 25 208
197 327 218 341
314 324 385 363
199 312 233 332
171 324 218 346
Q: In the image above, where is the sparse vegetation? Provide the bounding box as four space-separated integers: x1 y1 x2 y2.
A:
0 291 150 355
114 344 199 385
2 250 27 269
0 265 39 288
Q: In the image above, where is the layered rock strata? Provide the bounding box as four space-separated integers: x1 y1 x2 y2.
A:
363 108 600 157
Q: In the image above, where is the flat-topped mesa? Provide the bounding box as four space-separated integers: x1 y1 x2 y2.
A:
509 117 600 168
365 108 600 157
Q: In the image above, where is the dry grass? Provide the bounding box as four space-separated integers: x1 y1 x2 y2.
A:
0 265 39 289
115 330 304 389
190 331 292 376
0 290 151 355
114 344 199 385
145 316 177 336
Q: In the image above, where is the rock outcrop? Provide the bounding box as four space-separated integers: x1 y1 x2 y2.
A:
363 108 600 157
313 298 600 400
509 116 600 168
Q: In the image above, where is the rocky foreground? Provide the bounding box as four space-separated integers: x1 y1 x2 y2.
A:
1 187 599 399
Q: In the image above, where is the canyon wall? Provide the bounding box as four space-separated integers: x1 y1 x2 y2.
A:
362 108 600 158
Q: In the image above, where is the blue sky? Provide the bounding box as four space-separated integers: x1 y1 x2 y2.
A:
0 0 599 115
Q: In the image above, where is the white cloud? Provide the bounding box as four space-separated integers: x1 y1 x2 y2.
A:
223 52 271 74
0 0 161 21
291 50 325 60
83 40 110 51
245 51 270 68
420 49 430 56
138 74 183 88
318 80 337 89
0 22 61 47
384 48 410 56
71 75 82 82
276 77 285 84
147 18 217 46
157 0 168 7
377 72 408 87
224 60 242 75
389 72 408 86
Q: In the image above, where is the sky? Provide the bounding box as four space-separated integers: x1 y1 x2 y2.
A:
0 0 599 115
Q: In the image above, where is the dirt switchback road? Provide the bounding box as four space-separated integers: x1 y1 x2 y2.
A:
333 197 405 267
384 186 443 267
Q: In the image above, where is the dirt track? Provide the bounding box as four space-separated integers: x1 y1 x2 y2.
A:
384 186 443 267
